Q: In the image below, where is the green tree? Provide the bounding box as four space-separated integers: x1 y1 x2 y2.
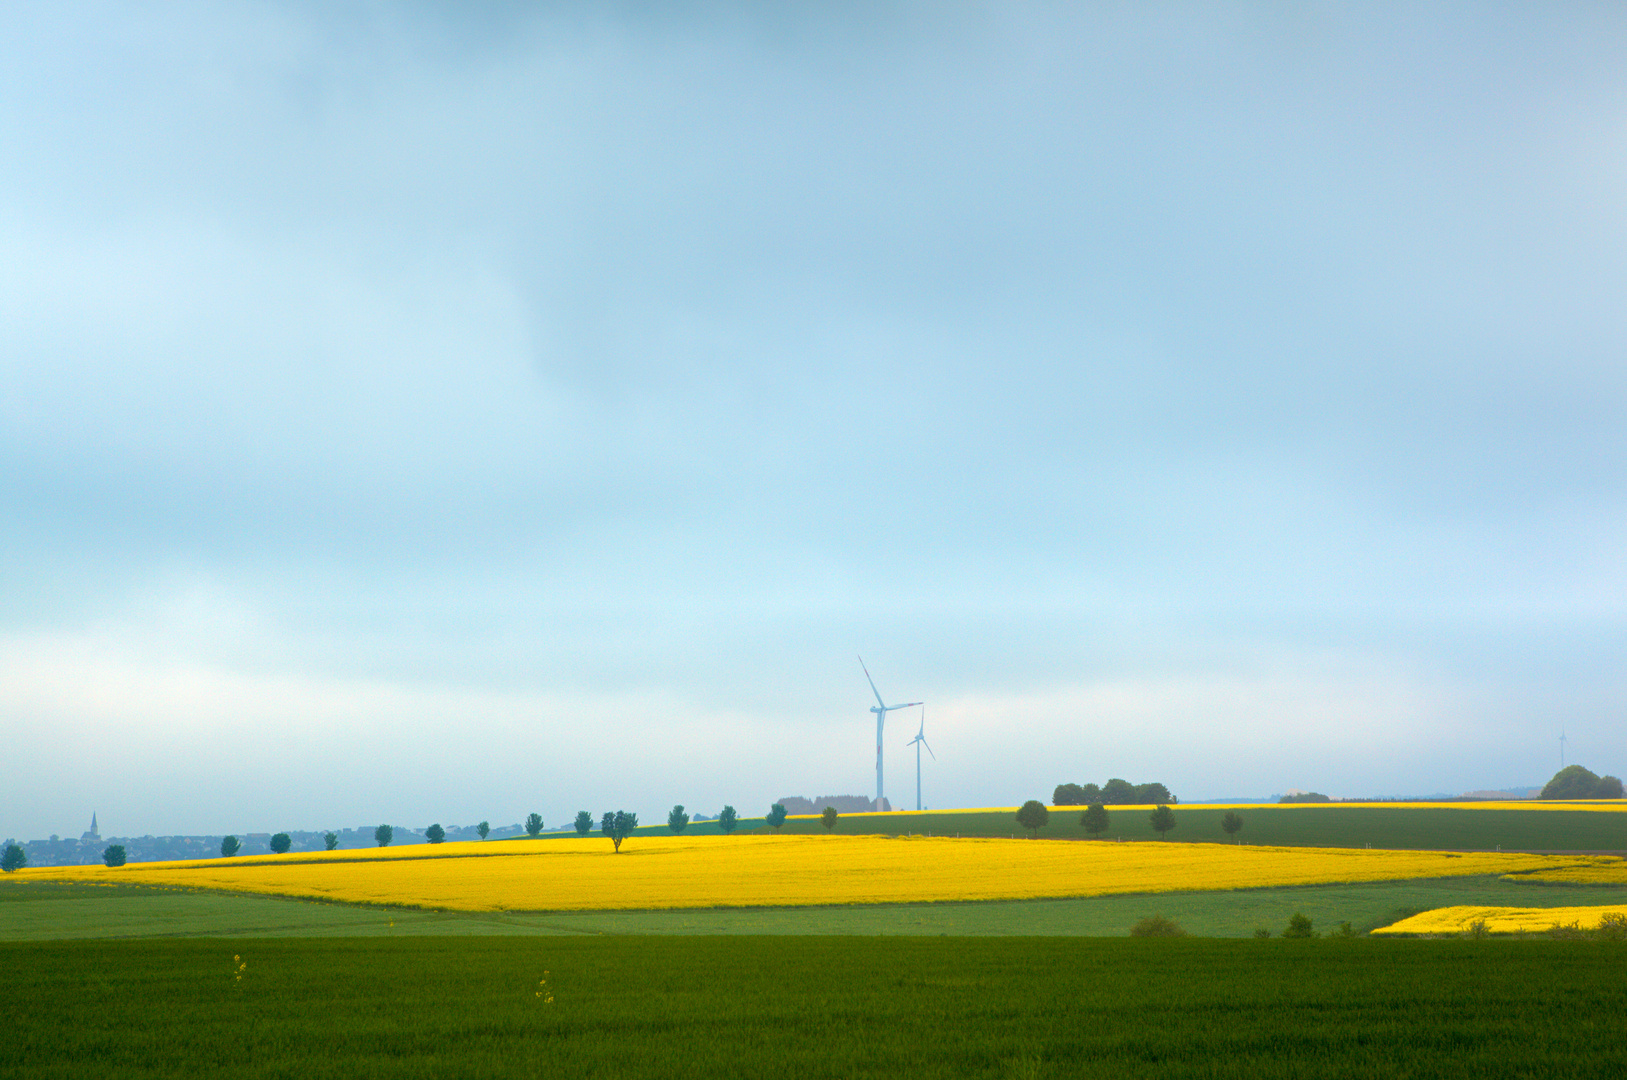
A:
717 805 738 834
1016 800 1049 837
1149 804 1176 838
1 844 25 872
574 811 593 836
601 810 638 852
1134 782 1173 804
1081 803 1110 837
477 821 490 840
221 835 241 857
323 831 339 851
269 833 291 854
425 824 445 844
1221 811 1244 842
821 806 838 830
1101 779 1136 804
766 803 788 830
1542 765 1614 800
1600 776 1625 798
525 813 544 838
102 844 126 867
1283 912 1315 938
1053 783 1085 805
668 805 690 833
374 824 393 847
1279 792 1330 803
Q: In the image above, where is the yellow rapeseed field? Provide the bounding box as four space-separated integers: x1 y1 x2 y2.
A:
1503 860 1627 886
1373 904 1627 935
8 835 1609 913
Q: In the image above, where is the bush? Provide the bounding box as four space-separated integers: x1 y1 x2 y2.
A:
102 844 126 867
1279 792 1331 803
425 824 445 844
221 835 241 857
477 821 490 840
573 811 593 836
1334 921 1358 938
1599 775 1625 799
270 833 291 854
766 803 788 830
1463 919 1490 940
374 824 393 847
1081 803 1109 837
668 805 690 834
1252 928 1271 939
1 844 25 872
718 806 738 834
1129 914 1186 937
1016 800 1049 837
821 806 838 830
1596 913 1627 940
1283 912 1315 938
323 831 339 851
525 813 544 838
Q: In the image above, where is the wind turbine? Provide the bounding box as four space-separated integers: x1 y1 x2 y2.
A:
906 705 935 811
859 657 921 809
1560 726 1568 768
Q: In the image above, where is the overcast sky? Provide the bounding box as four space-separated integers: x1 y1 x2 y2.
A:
4 3 1625 840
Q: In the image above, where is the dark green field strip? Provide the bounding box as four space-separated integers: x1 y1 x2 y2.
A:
602 803 1627 850
3 936 1625 1079
4 875 1625 941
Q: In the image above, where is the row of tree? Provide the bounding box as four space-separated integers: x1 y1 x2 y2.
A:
1541 766 1624 800
1053 780 1176 806
1017 799 1248 841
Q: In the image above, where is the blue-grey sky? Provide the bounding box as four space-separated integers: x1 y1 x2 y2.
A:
4 3 1625 840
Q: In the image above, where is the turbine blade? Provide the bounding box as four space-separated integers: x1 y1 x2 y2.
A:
859 656 886 708
922 738 936 760
887 701 923 710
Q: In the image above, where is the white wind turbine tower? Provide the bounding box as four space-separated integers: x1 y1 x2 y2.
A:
906 705 935 811
860 657 921 809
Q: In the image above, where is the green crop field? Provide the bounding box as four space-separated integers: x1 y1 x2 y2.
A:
4 935 1626 1079
608 802 1627 851
4 874 1625 941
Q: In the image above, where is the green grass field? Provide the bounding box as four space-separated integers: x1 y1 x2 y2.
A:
595 802 1627 850
5 874 1625 940
5 935 1626 1079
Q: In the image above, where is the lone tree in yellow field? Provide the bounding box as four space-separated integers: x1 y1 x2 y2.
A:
668 805 690 834
601 810 638 852
1017 800 1049 837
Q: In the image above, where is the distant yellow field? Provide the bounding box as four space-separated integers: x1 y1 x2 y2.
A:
1374 904 1627 935
8 835 1611 913
1504 861 1627 886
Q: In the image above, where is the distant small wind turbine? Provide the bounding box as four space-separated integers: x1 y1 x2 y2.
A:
1560 726 1568 768
906 705 935 812
859 657 921 808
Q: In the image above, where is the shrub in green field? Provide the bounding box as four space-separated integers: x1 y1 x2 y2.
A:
1252 928 1271 939
717 806 738 834
102 845 126 867
1333 921 1358 938
1463 919 1490 940
1016 800 1049 837
1596 913 1627 941
1130 914 1186 937
270 833 291 854
220 835 240 857
1 843 24 872
1283 912 1315 938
